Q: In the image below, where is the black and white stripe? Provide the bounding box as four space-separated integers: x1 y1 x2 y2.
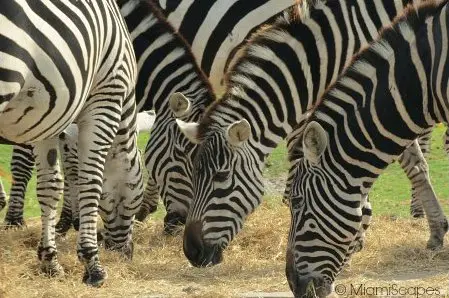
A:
117 0 216 234
0 0 143 286
147 0 294 92
177 0 447 268
288 1 449 296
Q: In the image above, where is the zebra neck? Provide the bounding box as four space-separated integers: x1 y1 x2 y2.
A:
210 0 423 157
119 0 214 113
311 7 446 189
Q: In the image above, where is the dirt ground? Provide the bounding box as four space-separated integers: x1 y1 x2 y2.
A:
1 193 448 298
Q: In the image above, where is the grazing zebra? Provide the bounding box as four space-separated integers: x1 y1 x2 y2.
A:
176 0 448 267
149 0 294 93
115 0 216 234
287 1 449 296
0 0 143 286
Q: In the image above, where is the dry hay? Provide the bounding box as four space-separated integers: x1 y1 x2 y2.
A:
0 199 448 298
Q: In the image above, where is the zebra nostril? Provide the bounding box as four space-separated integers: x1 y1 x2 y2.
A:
183 221 205 266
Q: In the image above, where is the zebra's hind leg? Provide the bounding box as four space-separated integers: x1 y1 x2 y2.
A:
135 178 159 222
408 131 433 218
0 179 6 211
399 139 448 250
100 124 143 260
55 127 79 236
4 144 34 227
33 139 65 276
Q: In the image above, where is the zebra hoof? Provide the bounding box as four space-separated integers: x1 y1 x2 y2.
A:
82 266 107 287
41 259 65 277
353 238 365 253
426 219 449 250
163 212 186 236
73 218 80 231
135 205 157 222
55 219 72 236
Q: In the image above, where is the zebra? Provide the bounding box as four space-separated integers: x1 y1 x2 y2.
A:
2 0 292 231
176 0 448 267
149 0 295 93
117 0 296 223
0 0 143 286
116 0 216 234
288 1 449 296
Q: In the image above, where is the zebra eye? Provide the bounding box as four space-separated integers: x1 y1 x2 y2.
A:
214 170 230 182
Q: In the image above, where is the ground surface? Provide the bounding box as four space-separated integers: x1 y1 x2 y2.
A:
0 127 448 297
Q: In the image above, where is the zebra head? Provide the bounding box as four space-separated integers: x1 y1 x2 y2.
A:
177 116 264 267
286 121 365 297
145 92 208 233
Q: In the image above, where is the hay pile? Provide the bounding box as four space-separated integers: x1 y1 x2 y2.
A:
0 200 448 297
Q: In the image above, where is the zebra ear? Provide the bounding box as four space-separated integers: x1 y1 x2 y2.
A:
302 121 328 164
176 119 202 144
169 92 192 117
226 119 251 146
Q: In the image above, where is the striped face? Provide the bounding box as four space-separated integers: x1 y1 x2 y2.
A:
178 119 264 267
286 122 366 297
145 117 196 222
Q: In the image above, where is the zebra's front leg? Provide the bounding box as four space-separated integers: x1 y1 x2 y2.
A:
135 178 159 222
101 143 143 259
0 179 6 211
34 139 65 276
4 144 34 227
399 139 448 250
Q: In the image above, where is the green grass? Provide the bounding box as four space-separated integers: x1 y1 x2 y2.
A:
0 125 448 220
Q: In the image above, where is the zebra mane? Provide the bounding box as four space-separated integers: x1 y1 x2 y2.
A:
306 0 448 124
138 0 215 100
197 0 328 138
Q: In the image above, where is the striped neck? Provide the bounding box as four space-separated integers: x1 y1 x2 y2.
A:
199 0 418 158
311 1 447 190
118 0 215 113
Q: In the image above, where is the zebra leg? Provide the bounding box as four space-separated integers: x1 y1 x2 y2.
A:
101 144 143 260
33 139 65 276
399 139 448 250
76 123 112 287
135 178 159 222
55 126 80 235
4 144 35 227
352 196 372 253
408 130 433 217
0 179 6 211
